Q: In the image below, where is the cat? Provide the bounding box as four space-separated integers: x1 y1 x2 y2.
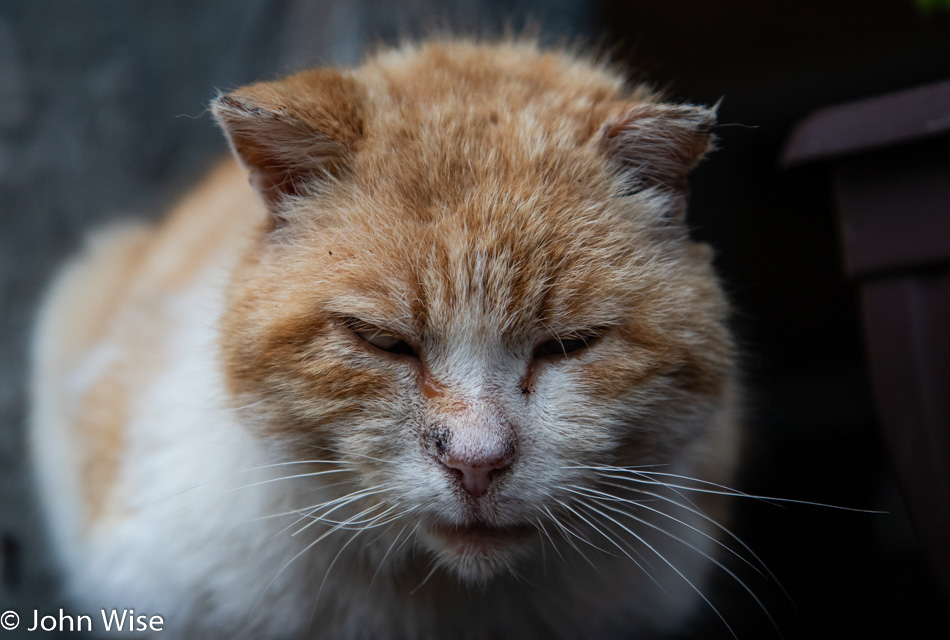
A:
30 39 741 639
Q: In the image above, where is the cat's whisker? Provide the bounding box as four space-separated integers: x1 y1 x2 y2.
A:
574 495 780 635
537 506 604 575
270 485 390 538
558 498 666 590
584 464 708 515
409 558 441 596
542 505 604 553
313 512 380 607
534 516 567 564
552 498 648 574
283 498 407 568
295 504 392 533
362 519 401 549
370 521 413 587
317 509 406 625
307 501 397 527
562 492 658 572
290 502 381 538
591 466 885 513
226 397 269 412
569 501 738 640
363 510 409 548
156 472 359 522
253 500 387 617
371 506 421 530
243 459 358 471
309 500 410 536
532 521 548 571
569 484 766 579
306 444 398 466
225 468 356 495
592 479 789 593
596 465 779 505
591 475 796 609
598 470 788 508
148 459 356 506
290 486 394 537
341 504 416 532
398 521 422 563
246 478 365 536
310 497 415 534
562 462 669 473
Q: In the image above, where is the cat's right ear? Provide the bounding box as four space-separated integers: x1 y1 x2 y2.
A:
211 70 365 224
597 101 717 219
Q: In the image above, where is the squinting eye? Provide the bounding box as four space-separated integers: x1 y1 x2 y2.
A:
357 330 403 351
347 320 417 357
533 337 593 359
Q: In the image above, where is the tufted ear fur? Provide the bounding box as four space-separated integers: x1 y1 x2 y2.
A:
211 69 365 223
599 102 716 217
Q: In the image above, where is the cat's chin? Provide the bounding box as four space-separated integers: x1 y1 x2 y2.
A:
422 521 536 583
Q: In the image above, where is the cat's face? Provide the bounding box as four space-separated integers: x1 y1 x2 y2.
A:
214 42 734 583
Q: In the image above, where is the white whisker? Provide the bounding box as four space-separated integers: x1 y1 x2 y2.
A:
410 560 441 595
589 466 884 513
576 495 779 634
307 445 398 466
539 506 605 575
534 517 566 564
594 478 789 596
570 500 737 640
553 498 652 578
291 486 392 537
226 468 355 494
370 521 412 586
253 498 389 617
569 484 765 579
149 459 355 505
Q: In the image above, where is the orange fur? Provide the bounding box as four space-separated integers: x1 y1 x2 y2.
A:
212 40 731 457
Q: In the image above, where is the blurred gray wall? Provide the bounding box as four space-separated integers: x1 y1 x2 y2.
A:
0 0 596 619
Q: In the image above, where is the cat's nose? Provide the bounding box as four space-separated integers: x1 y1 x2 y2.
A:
432 409 517 498
440 453 511 498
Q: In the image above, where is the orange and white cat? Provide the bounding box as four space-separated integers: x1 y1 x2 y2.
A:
31 40 740 639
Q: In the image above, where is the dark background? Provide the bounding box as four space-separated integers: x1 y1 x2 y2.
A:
2 1 948 637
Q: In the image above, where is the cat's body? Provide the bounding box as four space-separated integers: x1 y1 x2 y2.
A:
32 40 740 639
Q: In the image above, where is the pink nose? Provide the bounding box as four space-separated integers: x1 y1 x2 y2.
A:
440 454 511 498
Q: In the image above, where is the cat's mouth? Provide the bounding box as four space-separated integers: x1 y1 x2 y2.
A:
427 520 534 555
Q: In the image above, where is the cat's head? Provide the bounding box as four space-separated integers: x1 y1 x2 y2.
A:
212 41 734 583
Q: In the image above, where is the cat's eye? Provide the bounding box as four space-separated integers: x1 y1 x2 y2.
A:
533 333 600 359
345 319 417 357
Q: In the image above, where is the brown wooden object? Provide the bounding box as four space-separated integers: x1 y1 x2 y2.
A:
784 79 950 601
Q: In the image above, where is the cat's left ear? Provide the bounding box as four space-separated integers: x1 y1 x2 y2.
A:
211 70 365 224
598 101 717 218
